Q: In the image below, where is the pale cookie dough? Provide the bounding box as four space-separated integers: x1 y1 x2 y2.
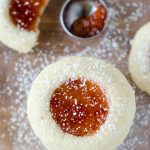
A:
0 0 49 53
27 56 135 150
129 22 150 95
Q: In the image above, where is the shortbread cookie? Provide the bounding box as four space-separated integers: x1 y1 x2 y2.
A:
28 56 135 150
129 22 150 95
0 0 49 53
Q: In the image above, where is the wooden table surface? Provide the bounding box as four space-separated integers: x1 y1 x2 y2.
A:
0 0 150 150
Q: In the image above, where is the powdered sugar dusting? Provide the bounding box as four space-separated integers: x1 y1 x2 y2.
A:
0 0 150 150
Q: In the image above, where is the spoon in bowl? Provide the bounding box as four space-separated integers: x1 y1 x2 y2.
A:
60 0 108 39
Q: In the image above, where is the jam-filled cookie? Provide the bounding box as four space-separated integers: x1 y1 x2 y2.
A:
0 0 49 53
28 56 135 150
129 22 150 95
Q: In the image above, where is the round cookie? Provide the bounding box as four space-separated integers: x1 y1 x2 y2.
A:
0 0 49 53
27 56 135 150
129 22 150 95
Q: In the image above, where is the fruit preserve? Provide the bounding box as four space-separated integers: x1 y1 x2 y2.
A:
71 5 107 38
50 78 109 137
9 0 46 31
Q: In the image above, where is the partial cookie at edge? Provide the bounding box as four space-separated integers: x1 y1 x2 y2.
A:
0 0 49 53
129 22 150 95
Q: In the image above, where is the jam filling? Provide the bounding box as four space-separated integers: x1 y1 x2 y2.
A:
50 78 109 137
71 5 107 38
9 0 46 31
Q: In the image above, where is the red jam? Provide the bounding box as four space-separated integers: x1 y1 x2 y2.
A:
71 5 107 38
9 0 46 31
50 78 109 137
